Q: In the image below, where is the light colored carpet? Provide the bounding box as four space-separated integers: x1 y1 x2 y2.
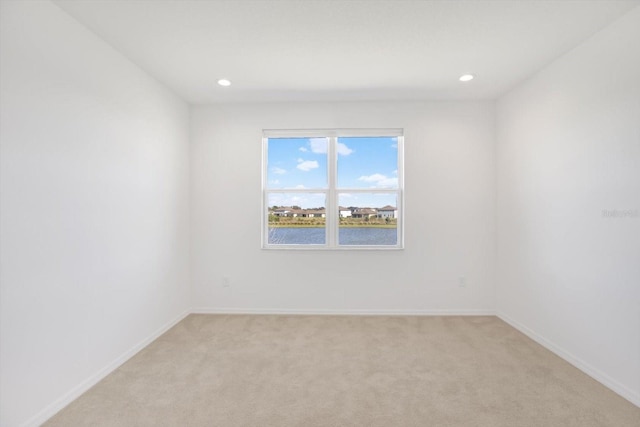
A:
45 315 640 426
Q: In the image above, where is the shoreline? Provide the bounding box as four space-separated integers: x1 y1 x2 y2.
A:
268 224 396 229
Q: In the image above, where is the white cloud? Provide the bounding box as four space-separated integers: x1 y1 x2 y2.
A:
296 160 319 171
271 167 286 175
294 184 305 189
309 138 327 154
309 138 353 156
337 142 354 156
358 173 386 182
391 143 398 149
377 177 398 187
358 173 398 188
299 147 308 152
270 179 280 185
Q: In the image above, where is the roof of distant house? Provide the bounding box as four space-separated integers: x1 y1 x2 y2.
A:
353 208 377 214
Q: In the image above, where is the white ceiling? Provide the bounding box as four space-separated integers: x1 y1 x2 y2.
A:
53 0 639 104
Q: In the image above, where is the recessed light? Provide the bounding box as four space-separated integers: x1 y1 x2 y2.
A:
459 74 475 82
217 79 231 87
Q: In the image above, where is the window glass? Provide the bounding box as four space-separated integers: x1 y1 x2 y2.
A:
267 137 327 189
337 137 398 189
338 193 397 246
267 193 326 245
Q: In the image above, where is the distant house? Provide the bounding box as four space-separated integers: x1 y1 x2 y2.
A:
271 207 325 218
338 207 352 217
351 208 377 219
306 209 326 218
377 205 397 219
272 207 293 217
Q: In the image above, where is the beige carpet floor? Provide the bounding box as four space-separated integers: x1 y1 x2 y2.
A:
45 315 640 427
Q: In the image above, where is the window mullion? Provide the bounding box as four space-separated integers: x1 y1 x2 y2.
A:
327 136 337 247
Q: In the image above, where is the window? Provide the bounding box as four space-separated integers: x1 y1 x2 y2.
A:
262 129 403 249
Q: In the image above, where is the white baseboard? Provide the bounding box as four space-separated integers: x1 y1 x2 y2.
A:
22 309 191 427
497 311 640 408
191 307 496 316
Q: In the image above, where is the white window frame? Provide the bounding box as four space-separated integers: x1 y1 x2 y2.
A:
262 129 404 250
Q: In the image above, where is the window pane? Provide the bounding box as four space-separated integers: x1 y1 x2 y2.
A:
337 137 398 189
267 137 327 189
338 193 397 246
267 193 326 245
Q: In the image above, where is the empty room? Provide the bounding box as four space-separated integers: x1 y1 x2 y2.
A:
1 0 639 426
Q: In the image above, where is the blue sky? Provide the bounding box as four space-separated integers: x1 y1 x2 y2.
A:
267 136 398 208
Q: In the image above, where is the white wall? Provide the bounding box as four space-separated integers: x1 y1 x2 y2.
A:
0 2 191 426
191 101 496 314
496 7 640 405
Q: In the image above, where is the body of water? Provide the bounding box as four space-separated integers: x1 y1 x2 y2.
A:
268 227 397 246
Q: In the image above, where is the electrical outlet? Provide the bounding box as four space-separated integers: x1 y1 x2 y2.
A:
458 276 466 288
222 276 231 288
